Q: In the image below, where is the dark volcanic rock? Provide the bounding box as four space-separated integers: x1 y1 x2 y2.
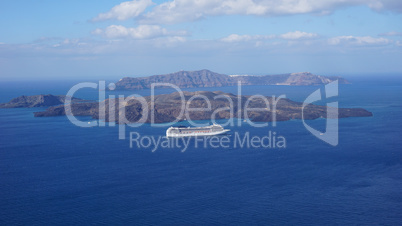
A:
0 94 82 108
115 70 350 90
34 91 372 123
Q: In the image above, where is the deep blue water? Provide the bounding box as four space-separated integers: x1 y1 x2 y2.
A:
1 77 402 225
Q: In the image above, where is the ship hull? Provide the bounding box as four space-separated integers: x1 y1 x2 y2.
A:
166 129 230 138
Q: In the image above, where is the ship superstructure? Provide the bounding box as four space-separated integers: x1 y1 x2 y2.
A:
166 123 230 137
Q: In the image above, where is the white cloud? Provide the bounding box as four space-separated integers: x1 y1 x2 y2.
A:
328 36 391 46
139 0 402 24
93 25 187 39
280 31 318 39
92 0 153 21
379 31 402 36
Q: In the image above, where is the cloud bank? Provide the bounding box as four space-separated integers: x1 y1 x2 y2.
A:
328 36 391 46
93 0 402 24
92 0 402 24
379 31 402 37
221 31 318 42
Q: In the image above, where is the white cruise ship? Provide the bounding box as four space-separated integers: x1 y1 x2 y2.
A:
166 123 230 137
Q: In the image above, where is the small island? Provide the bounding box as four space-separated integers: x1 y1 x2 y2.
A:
29 91 372 123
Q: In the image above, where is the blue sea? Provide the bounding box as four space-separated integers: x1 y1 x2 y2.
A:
1 77 402 225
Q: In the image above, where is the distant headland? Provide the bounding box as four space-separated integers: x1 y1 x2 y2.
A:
115 69 349 90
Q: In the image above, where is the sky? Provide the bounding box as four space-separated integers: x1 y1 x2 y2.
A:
0 0 402 80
